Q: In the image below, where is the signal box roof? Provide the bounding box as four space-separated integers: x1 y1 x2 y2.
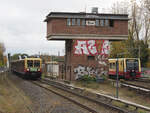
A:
44 12 129 22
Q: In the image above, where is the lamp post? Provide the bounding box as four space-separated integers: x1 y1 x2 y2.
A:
116 58 119 98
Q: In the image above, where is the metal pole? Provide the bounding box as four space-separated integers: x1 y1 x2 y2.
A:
8 53 11 73
52 55 53 77
138 46 140 58
116 58 119 98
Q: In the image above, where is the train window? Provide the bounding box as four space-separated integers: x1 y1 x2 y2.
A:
109 63 113 69
109 63 111 68
112 63 116 69
27 60 33 67
34 60 40 67
126 59 139 70
109 63 115 69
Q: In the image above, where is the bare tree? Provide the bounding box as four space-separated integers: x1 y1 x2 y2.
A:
141 0 150 44
144 0 150 11
0 42 6 66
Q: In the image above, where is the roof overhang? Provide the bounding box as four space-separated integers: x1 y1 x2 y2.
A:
44 12 129 22
46 34 128 41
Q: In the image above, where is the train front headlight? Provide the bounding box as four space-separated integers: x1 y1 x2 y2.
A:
27 68 29 71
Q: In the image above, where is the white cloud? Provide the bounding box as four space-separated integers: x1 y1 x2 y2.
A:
0 0 127 56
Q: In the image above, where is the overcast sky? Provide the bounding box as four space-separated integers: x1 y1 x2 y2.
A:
0 0 124 56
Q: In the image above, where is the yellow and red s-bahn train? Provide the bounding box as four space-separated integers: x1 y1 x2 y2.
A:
11 58 42 79
108 58 141 79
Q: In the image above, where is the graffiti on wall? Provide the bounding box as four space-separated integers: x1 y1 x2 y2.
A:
74 65 98 80
74 40 110 56
74 65 108 80
74 54 109 80
96 54 107 66
73 40 109 80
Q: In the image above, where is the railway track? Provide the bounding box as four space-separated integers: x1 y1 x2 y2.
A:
135 78 150 83
31 80 98 113
31 79 132 113
121 81 150 95
109 78 150 95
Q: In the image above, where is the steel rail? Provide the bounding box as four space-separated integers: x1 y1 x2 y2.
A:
135 79 150 83
121 81 150 92
31 81 99 113
38 79 131 113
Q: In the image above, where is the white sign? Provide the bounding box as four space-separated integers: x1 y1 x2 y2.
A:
86 20 95 26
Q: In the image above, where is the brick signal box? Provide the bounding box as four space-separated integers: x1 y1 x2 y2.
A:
45 10 128 81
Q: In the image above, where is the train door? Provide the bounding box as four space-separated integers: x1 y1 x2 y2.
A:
118 59 124 78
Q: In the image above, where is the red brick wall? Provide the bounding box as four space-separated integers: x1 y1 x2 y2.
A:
65 40 109 81
47 18 128 36
47 20 53 36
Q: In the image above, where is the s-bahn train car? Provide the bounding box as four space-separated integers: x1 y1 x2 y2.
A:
11 58 42 79
108 58 141 79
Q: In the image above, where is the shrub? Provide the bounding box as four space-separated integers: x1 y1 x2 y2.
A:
80 75 96 82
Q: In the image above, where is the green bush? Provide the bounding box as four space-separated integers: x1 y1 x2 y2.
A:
80 75 96 82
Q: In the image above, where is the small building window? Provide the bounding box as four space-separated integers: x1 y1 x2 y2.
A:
82 19 85 26
105 20 109 26
110 20 114 27
100 20 104 26
87 56 95 60
95 19 99 26
72 19 76 25
77 19 80 26
67 19 71 26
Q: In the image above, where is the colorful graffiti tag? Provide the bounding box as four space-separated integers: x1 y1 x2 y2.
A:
74 65 108 80
74 65 99 80
74 40 109 56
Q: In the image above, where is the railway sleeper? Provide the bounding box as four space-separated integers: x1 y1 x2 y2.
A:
45 79 150 112
42 80 130 113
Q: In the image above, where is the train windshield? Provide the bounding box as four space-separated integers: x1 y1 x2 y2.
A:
34 60 40 67
27 60 33 67
126 59 139 70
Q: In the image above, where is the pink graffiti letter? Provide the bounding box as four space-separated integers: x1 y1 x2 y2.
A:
101 40 109 55
87 40 97 55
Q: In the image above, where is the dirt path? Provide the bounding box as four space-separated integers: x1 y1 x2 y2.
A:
0 72 90 113
0 72 32 113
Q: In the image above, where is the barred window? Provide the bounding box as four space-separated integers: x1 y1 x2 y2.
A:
82 19 85 26
72 19 76 25
67 19 71 26
77 19 80 26
110 20 114 27
95 19 99 26
105 20 109 26
100 20 104 26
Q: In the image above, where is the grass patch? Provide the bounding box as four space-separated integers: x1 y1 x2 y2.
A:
41 73 45 79
0 74 32 113
74 78 150 110
64 80 71 84
76 81 99 89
